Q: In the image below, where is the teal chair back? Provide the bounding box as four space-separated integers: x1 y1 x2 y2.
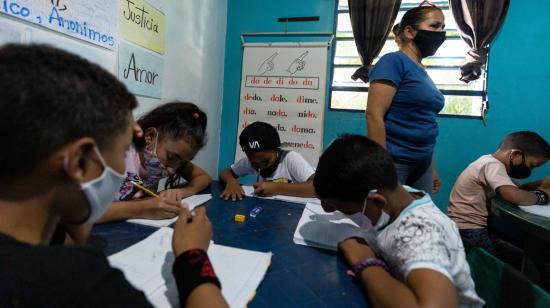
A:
467 247 550 308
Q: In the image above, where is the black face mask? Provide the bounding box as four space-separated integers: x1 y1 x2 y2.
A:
259 151 282 178
413 29 446 57
509 152 532 179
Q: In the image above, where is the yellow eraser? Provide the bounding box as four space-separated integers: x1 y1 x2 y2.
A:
234 214 246 223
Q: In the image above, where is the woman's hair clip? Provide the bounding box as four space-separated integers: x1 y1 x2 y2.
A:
191 111 199 119
418 0 437 7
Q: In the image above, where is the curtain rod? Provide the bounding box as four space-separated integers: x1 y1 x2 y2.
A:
240 32 334 47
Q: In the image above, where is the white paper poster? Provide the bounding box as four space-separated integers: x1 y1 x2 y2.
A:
30 29 116 74
236 44 328 167
0 0 118 49
118 41 163 98
0 18 24 44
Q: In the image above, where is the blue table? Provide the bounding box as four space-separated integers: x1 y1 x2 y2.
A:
91 182 368 307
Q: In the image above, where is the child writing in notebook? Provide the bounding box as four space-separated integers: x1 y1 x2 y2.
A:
99 102 212 222
448 131 550 252
0 44 227 307
219 121 315 201
313 135 484 307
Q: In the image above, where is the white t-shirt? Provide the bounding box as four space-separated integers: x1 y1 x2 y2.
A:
231 151 314 183
374 187 484 307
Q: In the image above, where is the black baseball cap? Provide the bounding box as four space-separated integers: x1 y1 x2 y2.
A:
239 121 281 152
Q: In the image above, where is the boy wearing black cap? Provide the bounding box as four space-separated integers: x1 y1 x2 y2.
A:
219 121 315 201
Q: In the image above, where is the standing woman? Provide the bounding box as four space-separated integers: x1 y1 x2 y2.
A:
366 5 445 193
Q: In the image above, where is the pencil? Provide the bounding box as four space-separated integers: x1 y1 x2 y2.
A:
131 181 160 198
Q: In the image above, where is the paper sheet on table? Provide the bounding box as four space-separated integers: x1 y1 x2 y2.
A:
519 205 550 218
242 185 320 205
293 202 374 251
128 194 212 228
109 227 272 308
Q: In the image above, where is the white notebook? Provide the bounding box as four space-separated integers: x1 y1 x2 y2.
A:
128 194 212 228
242 185 320 205
293 202 375 251
519 205 550 219
109 227 272 308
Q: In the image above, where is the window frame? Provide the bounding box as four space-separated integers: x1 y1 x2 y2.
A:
328 1 487 119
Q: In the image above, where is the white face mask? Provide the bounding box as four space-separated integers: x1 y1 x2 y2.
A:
67 146 126 224
347 190 391 231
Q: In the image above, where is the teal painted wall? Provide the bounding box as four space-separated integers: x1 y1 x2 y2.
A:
220 0 550 209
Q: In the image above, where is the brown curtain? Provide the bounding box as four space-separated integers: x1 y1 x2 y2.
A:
449 0 510 82
348 0 402 83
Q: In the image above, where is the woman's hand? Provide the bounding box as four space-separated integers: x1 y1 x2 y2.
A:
432 169 441 194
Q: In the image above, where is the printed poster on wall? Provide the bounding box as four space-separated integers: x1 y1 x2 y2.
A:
119 41 163 98
120 0 165 54
236 44 328 167
0 0 118 49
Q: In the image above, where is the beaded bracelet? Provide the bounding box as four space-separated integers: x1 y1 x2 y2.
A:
532 189 549 205
347 257 389 278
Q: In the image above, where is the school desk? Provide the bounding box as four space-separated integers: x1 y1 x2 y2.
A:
492 198 550 287
90 181 368 307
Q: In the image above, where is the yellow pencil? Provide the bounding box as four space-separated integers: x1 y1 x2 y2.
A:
131 181 160 198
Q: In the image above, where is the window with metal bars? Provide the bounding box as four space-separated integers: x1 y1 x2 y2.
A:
330 0 486 117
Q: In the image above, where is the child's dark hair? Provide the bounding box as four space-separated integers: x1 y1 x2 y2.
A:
395 6 442 35
314 134 398 202
499 131 550 159
135 102 207 151
0 44 136 185
134 102 207 190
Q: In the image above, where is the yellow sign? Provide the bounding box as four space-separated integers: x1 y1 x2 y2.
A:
120 0 165 54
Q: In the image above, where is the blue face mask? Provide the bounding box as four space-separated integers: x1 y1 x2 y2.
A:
71 146 126 224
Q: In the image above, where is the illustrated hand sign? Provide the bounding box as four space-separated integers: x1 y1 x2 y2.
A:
257 52 278 75
286 51 309 75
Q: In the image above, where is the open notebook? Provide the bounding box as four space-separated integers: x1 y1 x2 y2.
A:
293 202 376 251
128 194 212 228
109 227 272 308
241 185 320 205
519 205 550 219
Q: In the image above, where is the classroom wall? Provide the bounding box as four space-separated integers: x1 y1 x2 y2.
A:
0 0 227 178
220 0 550 209
128 0 228 178
218 0 336 174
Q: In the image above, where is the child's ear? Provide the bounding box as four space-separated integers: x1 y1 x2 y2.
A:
144 127 158 144
367 193 387 210
57 137 96 182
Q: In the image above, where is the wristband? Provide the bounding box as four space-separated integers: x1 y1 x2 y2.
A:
532 190 549 205
352 257 389 277
173 249 221 303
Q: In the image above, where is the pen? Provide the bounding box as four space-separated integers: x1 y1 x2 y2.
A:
131 181 160 199
257 168 261 183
